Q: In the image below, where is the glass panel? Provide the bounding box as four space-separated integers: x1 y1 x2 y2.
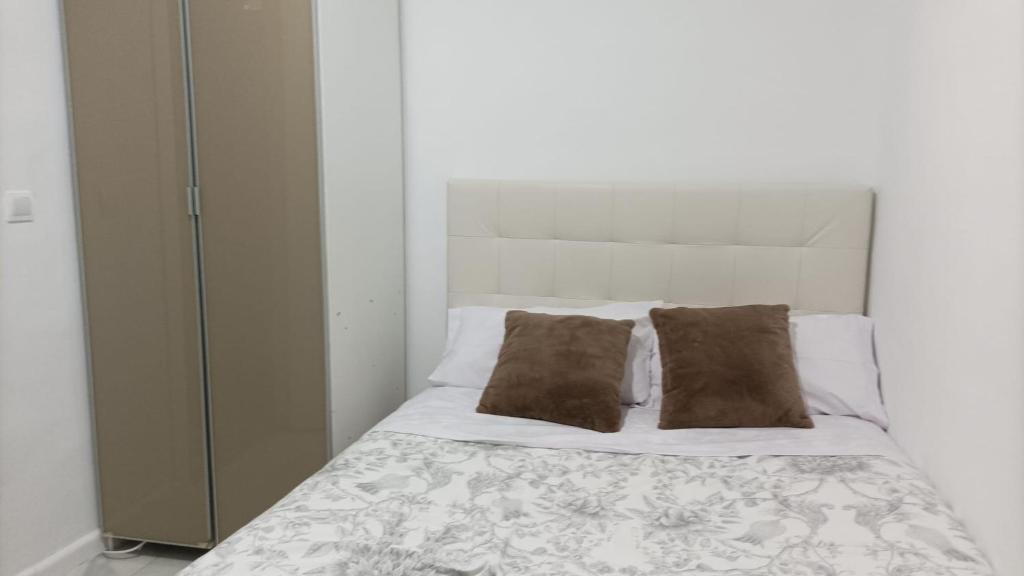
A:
186 0 327 540
63 0 212 547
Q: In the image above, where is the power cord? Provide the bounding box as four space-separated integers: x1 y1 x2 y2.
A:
101 540 145 559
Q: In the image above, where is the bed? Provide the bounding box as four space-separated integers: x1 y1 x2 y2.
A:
180 181 993 575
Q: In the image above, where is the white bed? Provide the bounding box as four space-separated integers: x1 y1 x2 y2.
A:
181 181 992 575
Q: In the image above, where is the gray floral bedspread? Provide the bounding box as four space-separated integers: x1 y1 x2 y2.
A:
181 431 991 576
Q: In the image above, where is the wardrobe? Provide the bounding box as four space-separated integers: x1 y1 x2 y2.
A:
62 0 406 548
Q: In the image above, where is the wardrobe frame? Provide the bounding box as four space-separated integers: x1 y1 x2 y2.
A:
59 0 334 549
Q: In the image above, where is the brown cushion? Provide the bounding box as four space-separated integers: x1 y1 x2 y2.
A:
651 305 813 429
477 311 634 433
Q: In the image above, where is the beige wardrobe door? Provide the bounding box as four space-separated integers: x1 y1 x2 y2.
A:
186 0 328 540
64 0 212 547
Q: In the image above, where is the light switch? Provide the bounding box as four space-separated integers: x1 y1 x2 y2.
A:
5 190 34 223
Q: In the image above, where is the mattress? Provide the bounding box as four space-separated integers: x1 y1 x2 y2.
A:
180 388 992 576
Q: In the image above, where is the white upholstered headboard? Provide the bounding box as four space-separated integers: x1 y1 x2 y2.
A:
447 180 874 314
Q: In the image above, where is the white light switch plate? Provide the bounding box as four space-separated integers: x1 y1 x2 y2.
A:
5 190 34 223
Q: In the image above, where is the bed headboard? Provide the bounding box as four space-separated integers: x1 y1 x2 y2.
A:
447 180 874 314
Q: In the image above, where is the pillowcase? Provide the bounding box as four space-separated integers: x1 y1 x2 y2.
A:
476 311 634 432
429 301 661 404
789 314 887 428
651 305 813 429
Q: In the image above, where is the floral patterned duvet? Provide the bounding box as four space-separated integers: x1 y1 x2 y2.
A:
181 431 991 576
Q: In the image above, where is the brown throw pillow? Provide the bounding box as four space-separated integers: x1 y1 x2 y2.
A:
651 305 813 429
477 311 634 433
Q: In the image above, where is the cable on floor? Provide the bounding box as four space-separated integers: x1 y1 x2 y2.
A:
101 540 145 559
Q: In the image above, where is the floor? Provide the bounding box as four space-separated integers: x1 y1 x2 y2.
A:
67 545 205 576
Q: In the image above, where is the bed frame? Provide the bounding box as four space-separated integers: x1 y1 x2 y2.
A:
447 180 873 314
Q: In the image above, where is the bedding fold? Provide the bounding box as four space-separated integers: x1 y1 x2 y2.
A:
375 387 904 459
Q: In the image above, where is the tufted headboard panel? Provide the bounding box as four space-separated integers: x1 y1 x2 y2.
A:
447 180 874 314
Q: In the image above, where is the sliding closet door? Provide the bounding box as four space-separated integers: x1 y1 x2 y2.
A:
63 0 212 547
186 0 327 539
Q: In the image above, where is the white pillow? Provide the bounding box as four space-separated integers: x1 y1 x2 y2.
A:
429 301 662 405
648 312 888 428
789 314 888 428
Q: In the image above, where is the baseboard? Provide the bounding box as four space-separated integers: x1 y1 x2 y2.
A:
14 530 103 576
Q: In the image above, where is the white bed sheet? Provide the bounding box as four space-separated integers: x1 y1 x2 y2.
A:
374 386 905 459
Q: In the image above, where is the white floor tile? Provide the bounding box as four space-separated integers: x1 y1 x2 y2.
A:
65 555 154 576
134 558 194 576
66 545 204 576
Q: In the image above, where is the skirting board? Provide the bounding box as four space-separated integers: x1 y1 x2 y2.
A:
14 530 102 576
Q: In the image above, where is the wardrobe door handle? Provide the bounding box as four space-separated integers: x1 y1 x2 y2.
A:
187 186 201 217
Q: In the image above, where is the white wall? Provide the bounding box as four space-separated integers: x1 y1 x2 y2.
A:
317 0 408 452
870 1 1024 574
402 0 890 394
0 1 101 575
